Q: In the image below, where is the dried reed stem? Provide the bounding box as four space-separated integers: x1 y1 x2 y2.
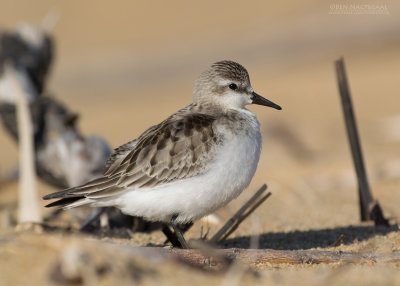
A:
6 64 42 223
211 184 271 244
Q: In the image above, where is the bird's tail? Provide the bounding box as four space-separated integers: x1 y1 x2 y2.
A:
43 175 119 208
43 187 88 208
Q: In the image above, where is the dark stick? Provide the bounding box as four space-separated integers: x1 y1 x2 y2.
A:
210 184 271 244
218 192 271 243
335 57 388 226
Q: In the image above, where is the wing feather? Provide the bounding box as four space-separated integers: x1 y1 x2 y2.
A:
44 108 219 205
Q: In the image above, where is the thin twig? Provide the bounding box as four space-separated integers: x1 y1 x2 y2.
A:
210 184 271 244
218 192 271 243
331 234 345 247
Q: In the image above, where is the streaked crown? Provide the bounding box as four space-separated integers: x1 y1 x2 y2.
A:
210 61 250 83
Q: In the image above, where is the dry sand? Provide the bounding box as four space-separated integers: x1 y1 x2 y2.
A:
1 1 400 285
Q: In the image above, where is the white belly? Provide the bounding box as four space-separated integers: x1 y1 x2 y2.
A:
113 112 262 223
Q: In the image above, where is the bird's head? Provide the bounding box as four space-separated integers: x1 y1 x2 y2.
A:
193 60 281 111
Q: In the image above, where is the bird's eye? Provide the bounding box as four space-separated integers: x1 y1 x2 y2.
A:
229 83 238 90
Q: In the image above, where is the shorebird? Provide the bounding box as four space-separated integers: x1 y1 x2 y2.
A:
0 24 108 189
0 24 113 191
0 24 56 180
44 60 282 247
36 121 112 190
0 24 145 232
0 26 136 231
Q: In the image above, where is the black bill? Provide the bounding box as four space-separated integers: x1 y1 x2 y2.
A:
251 92 282 110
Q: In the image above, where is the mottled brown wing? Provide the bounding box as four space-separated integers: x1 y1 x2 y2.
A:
104 139 138 170
53 112 218 200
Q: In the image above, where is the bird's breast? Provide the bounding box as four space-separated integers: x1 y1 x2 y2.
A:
115 110 263 223
206 110 262 202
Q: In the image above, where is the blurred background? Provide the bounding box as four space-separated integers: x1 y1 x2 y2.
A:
1 0 400 232
1 1 400 285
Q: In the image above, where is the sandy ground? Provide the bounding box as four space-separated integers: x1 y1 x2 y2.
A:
1 1 400 285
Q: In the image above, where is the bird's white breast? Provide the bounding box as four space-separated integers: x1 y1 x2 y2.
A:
112 109 262 223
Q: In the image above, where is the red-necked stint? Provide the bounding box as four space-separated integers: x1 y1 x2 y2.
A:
44 60 282 248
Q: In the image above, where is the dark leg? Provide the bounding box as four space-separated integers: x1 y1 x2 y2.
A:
162 224 182 247
171 220 190 249
160 215 193 248
179 222 194 233
162 222 193 247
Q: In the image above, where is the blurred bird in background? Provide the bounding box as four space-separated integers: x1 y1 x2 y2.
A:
0 23 57 183
0 24 110 190
0 23 153 233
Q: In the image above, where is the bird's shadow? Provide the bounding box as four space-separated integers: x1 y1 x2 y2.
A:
220 224 399 250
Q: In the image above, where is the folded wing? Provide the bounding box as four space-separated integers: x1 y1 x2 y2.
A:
43 111 218 206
